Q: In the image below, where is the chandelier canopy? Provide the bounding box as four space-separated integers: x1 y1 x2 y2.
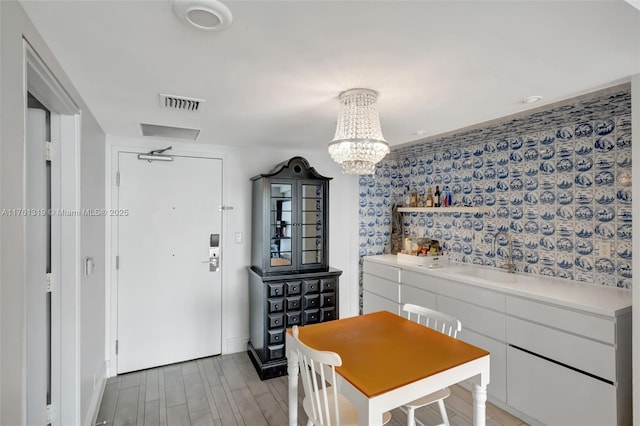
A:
328 88 390 175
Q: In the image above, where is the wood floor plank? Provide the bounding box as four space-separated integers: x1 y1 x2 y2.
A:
164 367 187 407
137 373 147 426
233 388 269 426
210 383 238 425
219 357 247 392
189 409 216 426
181 360 199 376
120 371 143 389
96 381 120 424
144 400 160 426
166 403 190 426
197 360 221 422
199 357 221 387
183 372 210 413
145 368 160 403
158 365 167 426
113 386 140 426
254 390 288 426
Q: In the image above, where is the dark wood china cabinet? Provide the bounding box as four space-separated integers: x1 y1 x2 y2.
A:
248 157 341 379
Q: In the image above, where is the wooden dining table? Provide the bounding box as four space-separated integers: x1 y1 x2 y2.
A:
286 310 490 426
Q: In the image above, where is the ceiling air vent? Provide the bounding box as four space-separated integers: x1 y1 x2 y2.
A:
160 94 204 111
140 123 201 141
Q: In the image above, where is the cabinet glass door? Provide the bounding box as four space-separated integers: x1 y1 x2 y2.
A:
300 183 323 266
270 183 292 267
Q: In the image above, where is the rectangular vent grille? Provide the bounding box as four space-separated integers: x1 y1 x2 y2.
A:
140 123 200 141
160 94 204 111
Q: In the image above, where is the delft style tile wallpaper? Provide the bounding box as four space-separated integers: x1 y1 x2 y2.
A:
359 84 632 289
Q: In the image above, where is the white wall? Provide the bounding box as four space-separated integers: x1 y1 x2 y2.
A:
0 1 106 424
105 136 360 373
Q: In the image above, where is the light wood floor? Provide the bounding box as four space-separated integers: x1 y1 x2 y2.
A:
96 352 527 426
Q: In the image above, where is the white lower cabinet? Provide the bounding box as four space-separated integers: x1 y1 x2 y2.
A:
362 261 401 315
507 346 616 426
459 328 507 403
363 289 400 315
361 256 632 426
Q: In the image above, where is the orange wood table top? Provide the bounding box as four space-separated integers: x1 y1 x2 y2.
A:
294 311 489 398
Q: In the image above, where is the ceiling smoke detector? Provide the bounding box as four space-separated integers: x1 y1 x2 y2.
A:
173 0 232 32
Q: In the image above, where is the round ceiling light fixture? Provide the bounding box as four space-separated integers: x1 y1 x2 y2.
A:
173 0 232 31
522 95 543 104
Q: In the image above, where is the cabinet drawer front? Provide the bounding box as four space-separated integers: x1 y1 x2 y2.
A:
401 284 437 310
363 260 400 282
363 273 400 302
286 281 302 295
268 283 284 297
303 309 320 324
401 269 437 292
320 278 336 292
507 346 616 426
363 290 400 315
506 296 615 344
507 316 615 382
267 344 285 360
286 312 301 327
438 278 505 311
303 279 320 293
268 298 284 313
439 295 505 341
320 308 336 322
320 292 336 307
268 314 284 329
458 329 507 403
303 294 320 309
268 329 284 345
286 296 301 310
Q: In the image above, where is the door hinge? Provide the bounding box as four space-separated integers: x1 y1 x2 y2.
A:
46 273 52 293
115 340 119 355
46 404 54 424
115 255 119 270
45 141 53 162
116 170 120 187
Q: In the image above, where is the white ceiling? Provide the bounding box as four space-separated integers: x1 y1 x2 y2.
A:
20 0 640 150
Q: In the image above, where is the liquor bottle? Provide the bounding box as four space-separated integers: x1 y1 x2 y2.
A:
425 187 433 207
410 191 418 207
434 185 441 207
444 185 452 207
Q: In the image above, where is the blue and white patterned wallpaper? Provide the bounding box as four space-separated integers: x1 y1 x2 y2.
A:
359 84 632 289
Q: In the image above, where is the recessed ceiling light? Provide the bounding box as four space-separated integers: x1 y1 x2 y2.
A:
522 95 543 104
173 0 232 32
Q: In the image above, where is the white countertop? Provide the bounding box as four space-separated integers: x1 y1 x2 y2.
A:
364 255 632 317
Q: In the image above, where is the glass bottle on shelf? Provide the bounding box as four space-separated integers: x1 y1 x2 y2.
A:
434 185 441 207
425 187 434 207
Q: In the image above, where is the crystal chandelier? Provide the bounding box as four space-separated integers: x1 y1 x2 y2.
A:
328 88 390 175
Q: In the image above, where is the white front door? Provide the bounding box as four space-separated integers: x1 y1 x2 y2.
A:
116 152 223 373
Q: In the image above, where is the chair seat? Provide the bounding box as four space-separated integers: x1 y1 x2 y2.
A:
404 387 451 409
303 386 392 426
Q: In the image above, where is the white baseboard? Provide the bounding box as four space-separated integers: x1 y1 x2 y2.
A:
224 336 249 354
85 361 108 426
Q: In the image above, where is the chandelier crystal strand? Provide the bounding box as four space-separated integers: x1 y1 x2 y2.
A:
328 88 390 175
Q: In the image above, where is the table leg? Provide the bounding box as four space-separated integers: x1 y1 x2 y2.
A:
288 351 299 426
471 383 487 426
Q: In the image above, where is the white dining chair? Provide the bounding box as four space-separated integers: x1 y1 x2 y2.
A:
291 325 392 426
402 303 462 426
